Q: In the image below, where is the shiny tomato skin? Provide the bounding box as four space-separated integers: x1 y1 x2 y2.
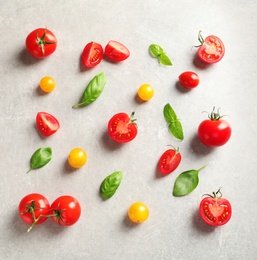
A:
108 112 137 143
18 193 51 225
81 42 103 68
26 28 57 58
51 195 81 226
198 119 231 147
36 112 60 137
158 149 182 175
179 71 200 89
105 40 130 62
198 35 225 64
199 196 232 226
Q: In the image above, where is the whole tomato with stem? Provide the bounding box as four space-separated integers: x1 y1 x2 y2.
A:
18 193 51 232
26 28 57 58
51 195 81 226
108 112 137 143
199 188 232 226
195 31 225 64
81 42 103 68
198 107 231 147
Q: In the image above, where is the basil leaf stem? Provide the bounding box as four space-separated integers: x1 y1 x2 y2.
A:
100 171 123 199
149 44 172 66
173 165 207 197
163 103 184 140
27 147 52 173
72 72 106 108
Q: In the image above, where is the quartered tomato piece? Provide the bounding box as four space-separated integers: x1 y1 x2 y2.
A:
196 31 225 64
158 148 181 174
108 112 137 143
105 40 130 62
81 42 103 68
36 112 60 137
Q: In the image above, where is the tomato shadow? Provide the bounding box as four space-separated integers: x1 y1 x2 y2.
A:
191 209 216 234
122 213 140 229
190 134 215 156
192 53 212 70
134 93 145 104
100 131 124 151
63 159 79 174
17 47 45 66
175 81 192 94
154 163 166 179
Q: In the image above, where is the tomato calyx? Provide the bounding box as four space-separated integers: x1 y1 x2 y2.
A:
129 111 137 126
194 30 205 48
202 187 223 200
36 29 56 55
204 107 225 121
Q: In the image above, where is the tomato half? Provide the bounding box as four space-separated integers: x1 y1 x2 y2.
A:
108 112 137 143
26 28 57 58
178 71 199 89
198 108 231 147
51 195 81 226
199 189 232 226
128 202 149 223
196 31 225 64
81 42 103 68
36 112 60 137
158 148 182 175
105 40 130 62
18 193 51 227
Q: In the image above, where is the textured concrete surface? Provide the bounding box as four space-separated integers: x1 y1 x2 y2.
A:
1 1 257 259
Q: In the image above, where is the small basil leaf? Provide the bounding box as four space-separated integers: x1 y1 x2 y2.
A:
164 103 177 122
100 171 123 199
27 147 52 173
149 44 163 57
72 72 106 108
158 52 172 66
173 166 206 196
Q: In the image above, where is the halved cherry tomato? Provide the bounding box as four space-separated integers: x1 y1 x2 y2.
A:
196 31 225 64
51 195 81 226
18 193 51 231
36 112 60 137
81 42 103 68
26 28 57 58
158 148 181 174
108 112 137 143
198 108 231 147
179 71 199 89
105 40 130 62
199 189 232 226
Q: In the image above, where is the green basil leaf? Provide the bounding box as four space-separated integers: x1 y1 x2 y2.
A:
158 52 172 66
163 103 184 140
100 171 123 199
173 166 206 196
27 147 52 173
72 72 106 108
149 44 163 57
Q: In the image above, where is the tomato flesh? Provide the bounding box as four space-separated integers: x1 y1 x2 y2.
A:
108 112 137 143
199 197 232 226
81 42 103 68
105 40 130 62
179 71 199 89
198 35 225 64
158 149 181 174
36 112 60 137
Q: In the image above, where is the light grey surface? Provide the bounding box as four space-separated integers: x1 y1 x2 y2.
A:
1 1 257 259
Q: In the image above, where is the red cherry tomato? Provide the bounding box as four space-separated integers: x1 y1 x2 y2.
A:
108 112 137 143
36 112 60 137
81 42 103 68
51 195 81 226
198 108 231 147
18 193 51 228
179 71 200 89
199 189 232 226
196 31 225 64
105 40 130 62
25 28 57 58
158 148 182 174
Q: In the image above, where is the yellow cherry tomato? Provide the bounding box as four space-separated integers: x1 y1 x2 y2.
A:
128 202 149 223
39 76 56 92
68 148 87 168
137 84 154 101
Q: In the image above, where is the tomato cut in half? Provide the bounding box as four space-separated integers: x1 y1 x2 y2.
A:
199 189 232 226
108 112 137 143
81 42 103 68
105 40 130 62
36 112 60 137
178 71 200 89
196 31 225 64
158 148 182 174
